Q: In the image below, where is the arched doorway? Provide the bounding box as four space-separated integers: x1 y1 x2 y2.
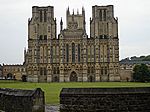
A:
52 76 59 82
7 73 13 79
21 75 27 82
70 71 78 82
88 76 95 82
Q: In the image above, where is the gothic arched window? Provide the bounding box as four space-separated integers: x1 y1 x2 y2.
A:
40 10 42 22
57 67 59 74
105 67 107 74
66 44 69 63
78 44 80 62
99 10 102 21
40 68 43 75
91 67 94 74
53 67 56 74
72 43 75 63
103 10 107 21
87 67 90 73
101 67 103 75
44 67 47 75
44 10 47 22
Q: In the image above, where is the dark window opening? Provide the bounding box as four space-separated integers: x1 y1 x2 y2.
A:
40 10 42 22
99 35 103 39
88 67 90 73
104 35 108 39
88 76 95 82
105 67 107 74
101 67 103 75
53 76 59 82
70 71 78 82
66 44 69 63
40 68 43 75
39 35 43 40
44 10 47 22
48 26 50 32
53 67 56 74
44 35 47 40
72 43 75 63
91 67 94 74
44 67 47 75
78 44 80 62
99 10 102 21
103 9 107 21
57 67 59 74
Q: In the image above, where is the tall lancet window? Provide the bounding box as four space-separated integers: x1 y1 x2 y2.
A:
72 43 75 63
40 10 42 22
99 10 102 21
44 10 47 22
66 44 69 63
103 9 107 21
78 44 80 62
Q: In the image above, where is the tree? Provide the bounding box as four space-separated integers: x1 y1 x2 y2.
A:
142 55 150 61
133 64 150 82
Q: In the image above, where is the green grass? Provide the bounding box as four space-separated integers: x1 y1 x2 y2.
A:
1 81 150 104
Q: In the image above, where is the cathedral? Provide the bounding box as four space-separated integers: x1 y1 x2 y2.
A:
24 5 120 82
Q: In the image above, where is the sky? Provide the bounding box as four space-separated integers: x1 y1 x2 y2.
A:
0 0 150 64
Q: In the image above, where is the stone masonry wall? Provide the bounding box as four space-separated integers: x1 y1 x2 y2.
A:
60 87 150 112
0 88 45 112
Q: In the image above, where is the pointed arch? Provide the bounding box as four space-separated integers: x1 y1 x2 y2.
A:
72 43 75 63
70 71 78 82
88 75 95 82
52 76 59 82
7 73 13 79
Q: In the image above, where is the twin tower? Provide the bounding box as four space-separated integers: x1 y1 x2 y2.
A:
24 5 120 82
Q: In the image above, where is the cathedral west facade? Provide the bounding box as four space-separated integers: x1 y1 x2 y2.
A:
24 5 120 82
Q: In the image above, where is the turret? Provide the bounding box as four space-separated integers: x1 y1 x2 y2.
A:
67 7 70 15
60 17 63 31
82 7 86 31
66 7 86 31
82 6 85 16
77 9 79 15
32 6 38 18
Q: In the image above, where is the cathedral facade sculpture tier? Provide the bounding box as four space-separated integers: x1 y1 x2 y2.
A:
25 5 120 82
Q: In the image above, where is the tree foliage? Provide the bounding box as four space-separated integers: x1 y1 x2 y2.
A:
133 64 150 82
121 55 150 62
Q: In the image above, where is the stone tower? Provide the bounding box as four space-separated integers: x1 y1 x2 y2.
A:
90 5 120 81
26 6 56 82
58 7 88 82
66 7 86 31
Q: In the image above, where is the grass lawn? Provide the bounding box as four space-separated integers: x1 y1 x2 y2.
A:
1 81 150 104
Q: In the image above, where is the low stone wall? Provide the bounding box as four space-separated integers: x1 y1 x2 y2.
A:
60 87 150 112
0 88 45 112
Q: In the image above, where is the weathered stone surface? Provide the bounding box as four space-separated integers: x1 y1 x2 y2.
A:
0 88 45 112
60 87 150 112
45 105 60 112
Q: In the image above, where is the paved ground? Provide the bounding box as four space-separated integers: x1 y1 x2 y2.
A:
45 105 60 112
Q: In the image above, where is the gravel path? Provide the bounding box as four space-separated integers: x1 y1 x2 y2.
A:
45 105 60 112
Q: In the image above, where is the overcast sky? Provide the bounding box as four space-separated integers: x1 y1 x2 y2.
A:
0 0 150 64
